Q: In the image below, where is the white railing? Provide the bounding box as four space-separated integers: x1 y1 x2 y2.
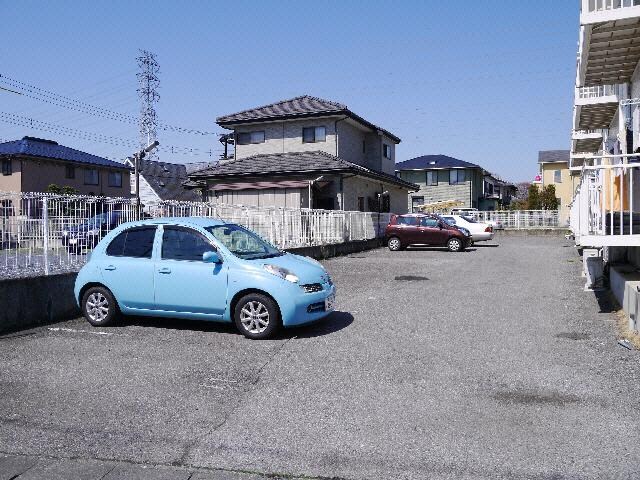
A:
0 191 391 279
569 154 640 245
576 84 622 99
462 210 561 229
583 0 640 13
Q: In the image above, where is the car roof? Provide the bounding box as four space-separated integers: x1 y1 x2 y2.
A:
119 217 227 228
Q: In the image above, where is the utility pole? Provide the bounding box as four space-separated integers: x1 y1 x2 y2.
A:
137 50 160 161
132 141 160 218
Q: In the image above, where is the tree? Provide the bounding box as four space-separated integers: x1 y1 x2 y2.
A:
540 184 559 210
527 184 541 210
46 184 78 195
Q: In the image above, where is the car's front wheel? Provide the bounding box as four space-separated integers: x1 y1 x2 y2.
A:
81 286 119 326
388 237 402 251
234 293 279 340
447 237 463 252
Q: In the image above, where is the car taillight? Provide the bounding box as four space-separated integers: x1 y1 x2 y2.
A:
485 226 492 232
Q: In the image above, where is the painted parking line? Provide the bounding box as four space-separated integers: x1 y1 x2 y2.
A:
48 327 113 336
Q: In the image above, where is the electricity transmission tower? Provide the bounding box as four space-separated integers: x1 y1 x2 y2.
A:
136 50 160 160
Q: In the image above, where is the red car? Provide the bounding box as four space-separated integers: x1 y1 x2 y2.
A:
385 213 471 252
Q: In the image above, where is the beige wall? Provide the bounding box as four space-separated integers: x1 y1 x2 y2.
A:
232 117 398 176
0 157 22 192
342 176 408 214
234 119 338 159
540 162 578 223
4 157 131 197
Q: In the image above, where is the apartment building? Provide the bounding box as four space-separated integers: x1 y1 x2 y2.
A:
188 96 417 212
568 1 640 323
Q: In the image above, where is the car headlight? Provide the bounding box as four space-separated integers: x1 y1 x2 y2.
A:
264 264 299 283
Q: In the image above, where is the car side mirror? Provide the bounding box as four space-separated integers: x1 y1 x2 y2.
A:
202 251 222 263
438 222 444 229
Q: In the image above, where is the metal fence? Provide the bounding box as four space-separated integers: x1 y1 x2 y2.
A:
465 210 561 229
0 191 391 279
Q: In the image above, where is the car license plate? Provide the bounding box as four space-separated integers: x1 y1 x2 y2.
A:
325 293 335 311
68 238 78 245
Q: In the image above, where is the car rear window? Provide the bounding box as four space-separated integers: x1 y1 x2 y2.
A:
461 216 477 223
106 227 156 258
396 216 418 225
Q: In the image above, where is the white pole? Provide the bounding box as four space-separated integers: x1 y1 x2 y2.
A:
42 196 49 276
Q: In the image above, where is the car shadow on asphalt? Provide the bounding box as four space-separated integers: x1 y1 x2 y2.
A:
406 247 478 253
284 311 354 339
474 243 500 248
119 310 354 339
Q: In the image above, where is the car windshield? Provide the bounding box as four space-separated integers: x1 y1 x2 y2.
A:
442 217 456 225
81 213 109 228
461 216 477 223
206 224 283 260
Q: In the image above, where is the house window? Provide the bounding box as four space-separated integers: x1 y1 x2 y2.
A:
236 131 265 145
495 186 501 197
84 169 99 185
357 197 365 212
108 172 122 187
1 159 11 176
449 170 466 185
302 126 326 143
411 196 424 212
554 170 562 183
65 165 75 179
383 144 392 159
426 171 438 186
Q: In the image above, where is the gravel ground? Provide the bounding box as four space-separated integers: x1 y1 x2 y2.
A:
0 234 639 479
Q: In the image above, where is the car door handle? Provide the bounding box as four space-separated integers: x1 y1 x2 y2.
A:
158 267 171 274
104 265 116 271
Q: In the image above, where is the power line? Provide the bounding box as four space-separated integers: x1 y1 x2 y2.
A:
0 73 218 136
0 111 223 157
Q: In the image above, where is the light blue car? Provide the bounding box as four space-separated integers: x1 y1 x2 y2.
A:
74 217 336 339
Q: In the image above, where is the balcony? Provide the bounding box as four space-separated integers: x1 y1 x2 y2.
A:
573 85 624 132
577 2 640 87
570 154 640 247
581 0 640 24
572 129 605 154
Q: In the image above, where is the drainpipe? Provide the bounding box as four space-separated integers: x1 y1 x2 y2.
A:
334 116 348 156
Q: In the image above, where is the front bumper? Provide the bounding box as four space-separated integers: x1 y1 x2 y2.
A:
281 283 337 327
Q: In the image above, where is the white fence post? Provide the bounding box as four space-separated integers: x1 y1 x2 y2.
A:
42 196 49 276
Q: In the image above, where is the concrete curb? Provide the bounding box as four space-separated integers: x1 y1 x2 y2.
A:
286 237 384 259
496 229 570 236
0 272 80 334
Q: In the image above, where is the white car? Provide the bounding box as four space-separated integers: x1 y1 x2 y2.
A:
441 215 495 242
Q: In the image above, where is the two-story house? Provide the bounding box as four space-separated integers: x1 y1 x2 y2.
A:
187 96 417 212
395 155 489 212
537 150 579 225
0 136 131 197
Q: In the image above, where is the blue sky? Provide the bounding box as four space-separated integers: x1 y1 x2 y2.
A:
1 0 578 181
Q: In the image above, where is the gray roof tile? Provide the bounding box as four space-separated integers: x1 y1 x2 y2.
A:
137 159 203 201
189 150 417 190
216 95 401 143
538 150 570 163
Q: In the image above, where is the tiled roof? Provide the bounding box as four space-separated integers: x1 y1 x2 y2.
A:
0 136 128 169
395 154 482 170
189 150 418 190
132 159 203 201
538 150 569 164
216 95 401 143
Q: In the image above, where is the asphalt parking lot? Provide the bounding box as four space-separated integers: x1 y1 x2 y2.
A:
1 234 640 479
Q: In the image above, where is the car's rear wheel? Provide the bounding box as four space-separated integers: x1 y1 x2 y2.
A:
82 286 118 326
234 293 279 340
388 237 402 251
447 237 463 252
